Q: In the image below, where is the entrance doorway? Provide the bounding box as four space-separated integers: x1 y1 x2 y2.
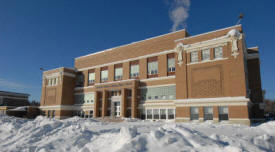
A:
114 101 120 117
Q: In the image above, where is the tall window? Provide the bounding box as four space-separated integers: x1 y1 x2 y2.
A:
190 107 199 120
140 109 145 120
153 109 160 119
76 73 84 87
101 70 108 82
148 61 158 75
114 67 123 81
218 106 228 120
160 109 166 119
202 49 210 61
168 109 175 119
190 51 198 63
130 64 139 78
89 110 93 118
214 47 223 59
88 72 95 84
203 107 213 120
146 109 152 119
167 58 175 72
51 110 55 118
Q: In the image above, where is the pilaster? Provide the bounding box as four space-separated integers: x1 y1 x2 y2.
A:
102 90 107 117
131 88 137 118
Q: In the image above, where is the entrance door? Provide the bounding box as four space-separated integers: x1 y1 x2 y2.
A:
114 101 120 117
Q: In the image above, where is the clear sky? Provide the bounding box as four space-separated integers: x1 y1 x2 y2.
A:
0 0 274 101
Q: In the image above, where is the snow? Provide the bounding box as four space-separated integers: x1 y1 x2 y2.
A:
0 116 275 152
9 106 28 111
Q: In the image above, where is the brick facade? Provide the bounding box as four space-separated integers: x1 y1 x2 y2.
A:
40 25 264 125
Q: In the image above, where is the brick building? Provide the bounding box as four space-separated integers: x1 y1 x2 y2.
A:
40 25 264 125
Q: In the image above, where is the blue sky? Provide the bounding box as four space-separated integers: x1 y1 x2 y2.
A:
0 0 274 101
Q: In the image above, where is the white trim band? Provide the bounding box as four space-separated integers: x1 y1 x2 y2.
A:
139 83 176 89
174 96 249 103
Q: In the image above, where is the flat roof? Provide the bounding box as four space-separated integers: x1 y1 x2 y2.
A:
0 91 30 97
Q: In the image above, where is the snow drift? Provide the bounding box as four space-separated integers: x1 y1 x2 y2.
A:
0 115 274 152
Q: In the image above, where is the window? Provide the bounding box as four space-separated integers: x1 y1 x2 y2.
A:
75 92 95 105
77 111 85 118
84 93 95 104
203 107 213 120
101 70 108 82
190 51 199 62
214 47 223 59
130 64 139 78
190 107 199 120
167 58 175 72
168 109 175 119
47 110 51 117
51 110 55 118
89 110 93 118
76 73 84 87
55 78 58 85
146 109 152 119
53 78 56 85
47 77 58 86
202 49 210 61
140 109 146 120
160 109 166 119
114 67 123 81
153 109 160 119
88 72 95 84
143 108 174 120
140 85 176 101
74 94 84 104
218 106 228 121
148 61 158 75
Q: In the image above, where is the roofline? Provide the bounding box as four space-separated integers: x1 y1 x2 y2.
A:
174 24 242 42
75 28 187 60
42 67 76 74
0 91 30 97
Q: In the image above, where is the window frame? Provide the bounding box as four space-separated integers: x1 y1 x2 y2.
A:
214 46 223 59
88 72 95 84
114 67 123 81
100 70 108 83
190 51 199 63
147 61 158 75
167 57 176 73
201 49 210 61
130 64 139 78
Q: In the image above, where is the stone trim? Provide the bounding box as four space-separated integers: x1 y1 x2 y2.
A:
140 75 175 82
187 58 228 66
139 83 176 89
174 96 249 103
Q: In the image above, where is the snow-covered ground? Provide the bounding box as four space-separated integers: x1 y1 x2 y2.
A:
0 116 274 152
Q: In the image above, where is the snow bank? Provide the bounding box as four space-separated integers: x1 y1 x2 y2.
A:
0 115 274 152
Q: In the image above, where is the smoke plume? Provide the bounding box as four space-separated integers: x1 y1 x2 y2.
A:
168 0 190 31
